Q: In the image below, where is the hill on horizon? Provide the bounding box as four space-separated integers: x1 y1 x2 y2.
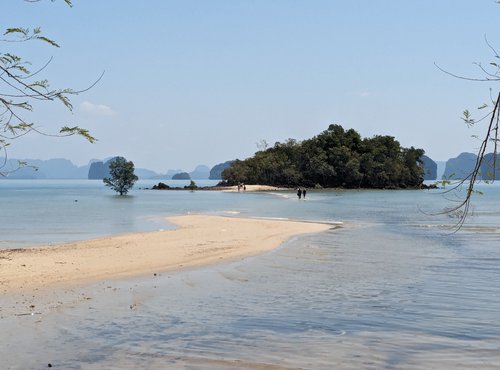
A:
0 158 91 179
0 157 220 181
4 152 486 183
442 152 479 180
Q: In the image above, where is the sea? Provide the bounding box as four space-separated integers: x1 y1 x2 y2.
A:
1 179 500 369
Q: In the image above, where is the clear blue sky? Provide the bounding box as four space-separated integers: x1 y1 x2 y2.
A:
3 0 499 172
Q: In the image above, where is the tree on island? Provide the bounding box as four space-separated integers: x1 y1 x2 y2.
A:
103 157 138 196
1 0 98 176
222 124 425 189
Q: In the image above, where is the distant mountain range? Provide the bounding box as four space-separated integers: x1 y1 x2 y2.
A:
442 152 500 180
419 152 500 181
1 153 492 181
0 157 222 180
0 158 91 179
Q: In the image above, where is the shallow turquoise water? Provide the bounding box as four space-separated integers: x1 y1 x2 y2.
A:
1 180 500 369
0 179 222 248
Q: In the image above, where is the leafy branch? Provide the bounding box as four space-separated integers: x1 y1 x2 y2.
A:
430 1 500 231
434 92 500 230
1 0 100 175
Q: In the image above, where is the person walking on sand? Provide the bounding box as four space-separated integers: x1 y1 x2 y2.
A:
297 188 302 199
302 188 307 199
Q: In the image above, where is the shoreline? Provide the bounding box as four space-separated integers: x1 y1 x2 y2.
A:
0 215 332 295
148 183 290 192
147 183 437 191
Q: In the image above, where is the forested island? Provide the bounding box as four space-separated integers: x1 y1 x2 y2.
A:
221 124 426 189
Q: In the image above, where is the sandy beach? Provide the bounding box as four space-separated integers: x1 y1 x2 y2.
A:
221 184 289 192
0 215 331 294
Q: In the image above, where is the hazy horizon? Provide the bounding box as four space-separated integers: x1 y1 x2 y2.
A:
0 147 483 176
3 1 499 173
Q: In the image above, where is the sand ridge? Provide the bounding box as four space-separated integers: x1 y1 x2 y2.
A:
0 215 332 293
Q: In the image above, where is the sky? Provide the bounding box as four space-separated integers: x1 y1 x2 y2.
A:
3 0 500 173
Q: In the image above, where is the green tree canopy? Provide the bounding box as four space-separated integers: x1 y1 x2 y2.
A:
222 124 425 189
103 157 138 196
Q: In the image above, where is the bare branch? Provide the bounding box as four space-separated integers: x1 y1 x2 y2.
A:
485 34 500 59
434 62 500 82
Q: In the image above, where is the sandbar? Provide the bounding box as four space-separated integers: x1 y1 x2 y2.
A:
222 184 288 192
0 215 331 294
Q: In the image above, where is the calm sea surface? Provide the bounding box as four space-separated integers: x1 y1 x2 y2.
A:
1 180 500 369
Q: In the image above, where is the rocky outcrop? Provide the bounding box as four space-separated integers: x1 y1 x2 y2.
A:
88 160 111 179
442 152 478 180
421 155 437 180
189 165 210 179
172 172 190 180
209 160 234 180
152 182 171 190
480 153 500 180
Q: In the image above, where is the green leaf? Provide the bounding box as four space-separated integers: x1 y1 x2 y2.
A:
35 36 60 48
4 27 29 36
55 93 73 110
1 53 22 64
13 65 31 75
29 79 49 89
461 109 475 126
59 126 97 143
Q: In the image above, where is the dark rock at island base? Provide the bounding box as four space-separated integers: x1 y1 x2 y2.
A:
421 183 439 189
152 182 170 190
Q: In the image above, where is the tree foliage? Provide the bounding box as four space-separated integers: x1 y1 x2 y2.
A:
186 180 197 191
222 124 425 189
433 3 500 229
103 157 138 196
1 0 96 176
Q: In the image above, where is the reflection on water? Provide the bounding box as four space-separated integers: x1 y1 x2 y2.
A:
1 181 500 368
4 223 500 369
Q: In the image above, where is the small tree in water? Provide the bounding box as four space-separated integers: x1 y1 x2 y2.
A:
103 157 138 195
187 180 197 191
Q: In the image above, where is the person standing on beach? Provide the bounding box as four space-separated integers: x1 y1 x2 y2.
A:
302 188 307 199
297 188 302 199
